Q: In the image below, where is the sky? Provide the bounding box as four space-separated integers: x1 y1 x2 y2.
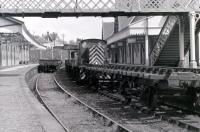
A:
16 17 114 42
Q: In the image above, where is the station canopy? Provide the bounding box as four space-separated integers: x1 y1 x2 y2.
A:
0 0 199 17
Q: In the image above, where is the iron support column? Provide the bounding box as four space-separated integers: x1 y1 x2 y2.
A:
10 45 12 66
189 12 197 68
21 45 23 63
145 17 149 66
6 41 8 66
24 45 26 63
27 46 29 62
39 50 42 59
23 45 26 63
69 50 71 60
26 46 28 63
126 42 130 64
51 47 54 60
13 46 15 65
60 49 63 61
23 45 25 63
179 16 185 67
197 32 200 65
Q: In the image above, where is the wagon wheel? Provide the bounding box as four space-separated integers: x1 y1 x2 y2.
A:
132 77 144 98
118 76 132 105
151 93 158 111
193 90 200 111
80 70 86 80
145 82 159 110
88 73 99 92
77 69 86 85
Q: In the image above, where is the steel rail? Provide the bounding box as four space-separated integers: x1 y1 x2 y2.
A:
98 90 200 132
53 75 132 132
35 75 70 132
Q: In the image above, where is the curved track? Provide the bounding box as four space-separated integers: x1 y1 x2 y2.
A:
55 70 194 132
35 75 70 132
36 73 132 132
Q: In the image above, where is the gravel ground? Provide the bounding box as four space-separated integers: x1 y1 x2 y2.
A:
55 69 190 132
38 73 116 132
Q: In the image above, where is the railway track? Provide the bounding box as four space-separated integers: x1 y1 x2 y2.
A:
55 69 193 132
35 75 70 132
35 73 132 132
99 91 200 132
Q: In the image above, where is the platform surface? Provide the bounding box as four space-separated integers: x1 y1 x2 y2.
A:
0 65 65 132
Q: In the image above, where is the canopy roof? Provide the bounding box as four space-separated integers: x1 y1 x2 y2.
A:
2 17 46 49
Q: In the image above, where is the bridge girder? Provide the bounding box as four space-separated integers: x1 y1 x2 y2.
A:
0 0 200 17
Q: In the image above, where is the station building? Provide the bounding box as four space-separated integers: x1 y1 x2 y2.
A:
103 16 165 65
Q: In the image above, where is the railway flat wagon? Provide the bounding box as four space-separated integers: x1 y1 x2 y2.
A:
38 59 62 73
65 39 200 113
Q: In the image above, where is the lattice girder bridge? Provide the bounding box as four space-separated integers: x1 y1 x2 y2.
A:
0 0 200 17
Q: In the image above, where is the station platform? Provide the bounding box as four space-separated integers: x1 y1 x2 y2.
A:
0 64 65 132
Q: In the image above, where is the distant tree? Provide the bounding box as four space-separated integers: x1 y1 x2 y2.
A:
42 34 49 41
41 32 59 42
50 32 59 41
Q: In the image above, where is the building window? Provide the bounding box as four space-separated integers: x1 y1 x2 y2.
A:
71 52 75 59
